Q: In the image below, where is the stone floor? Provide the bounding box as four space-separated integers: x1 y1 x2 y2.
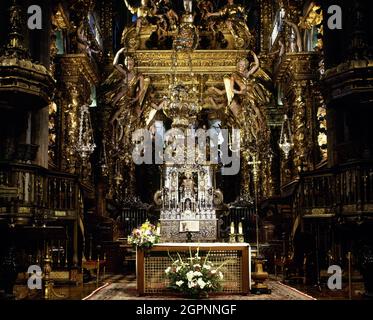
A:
9 273 369 300
83 275 315 300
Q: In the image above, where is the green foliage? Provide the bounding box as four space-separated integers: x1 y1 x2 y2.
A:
128 220 160 249
165 249 225 298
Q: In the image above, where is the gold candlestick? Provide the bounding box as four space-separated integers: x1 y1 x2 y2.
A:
248 155 261 256
229 222 236 243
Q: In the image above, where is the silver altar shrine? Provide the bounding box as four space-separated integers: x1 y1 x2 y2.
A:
158 164 218 242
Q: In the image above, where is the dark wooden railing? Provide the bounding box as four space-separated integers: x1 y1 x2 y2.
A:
294 161 373 217
218 207 256 242
117 208 153 237
0 162 80 214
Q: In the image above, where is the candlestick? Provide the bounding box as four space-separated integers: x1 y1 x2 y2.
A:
230 222 235 235
238 222 243 235
156 223 161 236
57 240 61 266
65 237 68 267
162 189 164 210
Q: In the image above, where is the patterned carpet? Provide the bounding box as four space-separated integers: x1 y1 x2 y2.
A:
84 275 316 300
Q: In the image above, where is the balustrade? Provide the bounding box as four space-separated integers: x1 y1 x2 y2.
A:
294 161 373 216
0 162 79 214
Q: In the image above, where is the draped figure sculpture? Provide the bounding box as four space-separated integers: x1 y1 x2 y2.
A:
230 53 270 120
102 47 149 146
206 52 272 199
124 0 157 36
206 0 252 48
209 51 271 146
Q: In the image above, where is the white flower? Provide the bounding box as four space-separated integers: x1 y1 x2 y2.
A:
165 267 171 274
176 280 184 287
202 264 211 270
193 271 202 277
197 278 206 289
188 280 197 288
193 264 201 269
210 270 217 274
218 271 224 280
186 271 194 282
176 266 182 273
207 281 212 288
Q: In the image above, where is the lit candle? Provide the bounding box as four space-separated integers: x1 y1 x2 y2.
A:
230 222 235 235
156 223 161 236
162 189 164 210
238 222 243 235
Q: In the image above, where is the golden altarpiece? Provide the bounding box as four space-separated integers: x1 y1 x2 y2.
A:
96 0 277 294
5 0 365 298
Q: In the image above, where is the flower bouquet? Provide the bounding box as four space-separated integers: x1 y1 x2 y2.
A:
165 249 225 298
128 220 160 249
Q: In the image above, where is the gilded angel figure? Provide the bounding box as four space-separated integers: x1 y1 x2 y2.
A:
209 51 271 142
206 0 252 48
124 0 157 36
102 47 149 145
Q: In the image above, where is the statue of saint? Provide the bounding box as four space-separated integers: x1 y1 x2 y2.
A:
284 19 303 52
185 198 192 211
183 0 193 14
182 172 195 198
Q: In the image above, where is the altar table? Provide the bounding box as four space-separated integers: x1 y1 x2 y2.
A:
136 243 251 295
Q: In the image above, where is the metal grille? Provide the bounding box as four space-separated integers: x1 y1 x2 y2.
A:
144 250 242 294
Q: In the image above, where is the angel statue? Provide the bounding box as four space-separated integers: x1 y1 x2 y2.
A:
206 0 252 48
76 19 99 58
209 51 271 143
230 52 271 140
139 85 168 128
124 0 157 37
102 47 149 145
